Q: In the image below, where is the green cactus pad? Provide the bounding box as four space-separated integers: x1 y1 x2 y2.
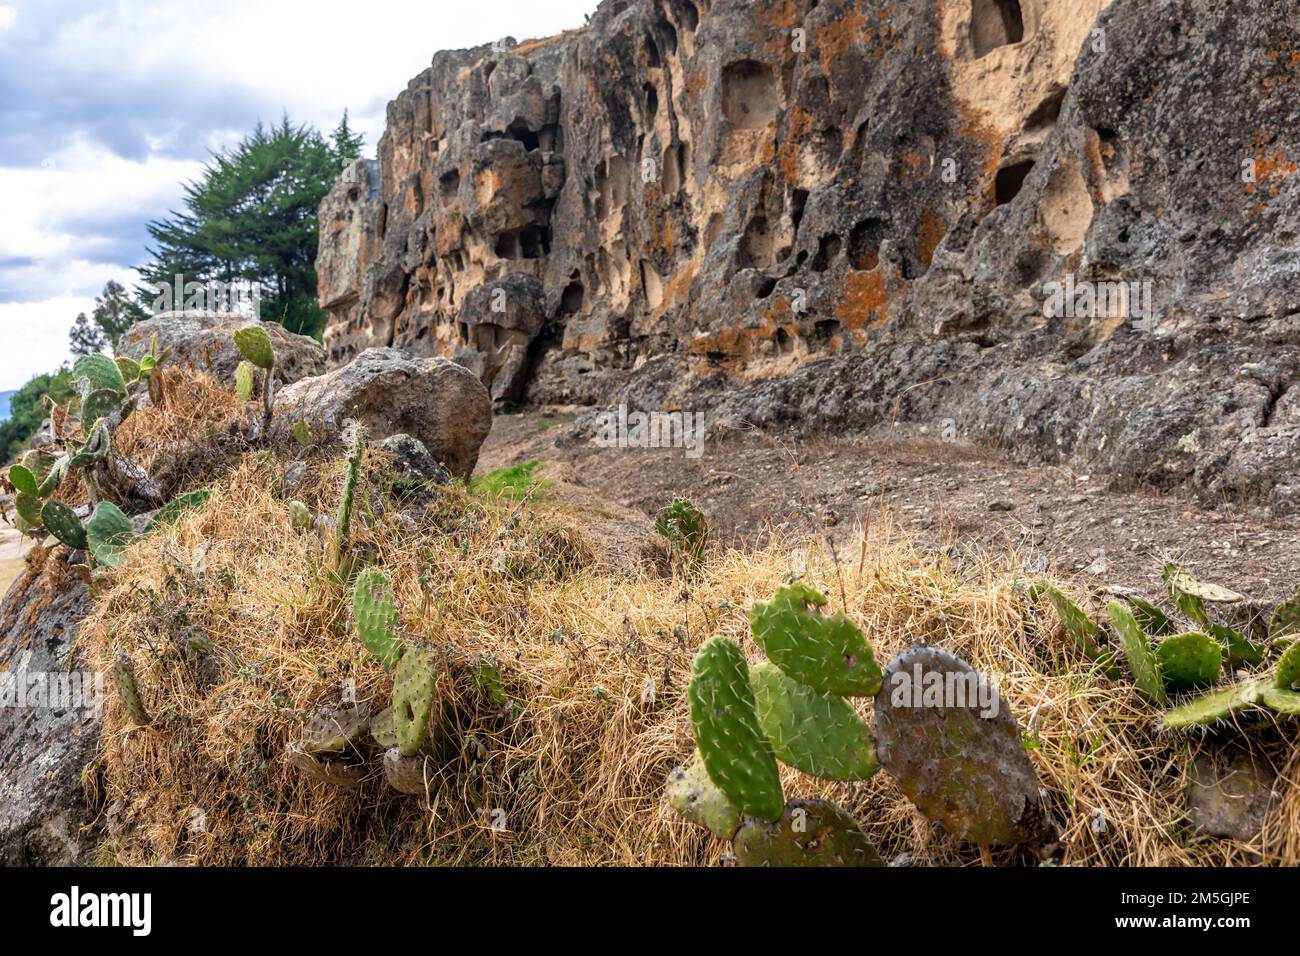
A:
115 356 141 384
749 584 882 697
41 501 88 551
750 661 878 781
733 798 883 867
1029 582 1122 677
284 742 365 788
874 645 1047 846
14 493 45 529
665 753 742 840
7 464 39 496
688 636 784 822
80 388 122 428
1269 601 1300 641
1154 633 1221 692
1275 640 1300 690
235 361 255 401
69 421 111 469
1162 679 1268 729
1262 688 1300 715
352 567 404 667
299 704 372 754
654 498 708 561
85 501 136 569
1126 594 1176 636
369 706 399 749
111 652 150 726
1107 601 1167 705
73 353 126 396
291 419 313 447
36 454 70 497
287 501 312 531
473 657 508 706
393 648 436 758
1207 623 1266 669
233 324 275 369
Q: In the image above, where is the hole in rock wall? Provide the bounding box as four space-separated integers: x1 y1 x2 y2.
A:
721 60 779 130
848 219 883 270
705 212 724 247
495 225 549 260
560 280 585 316
671 0 699 32
663 143 682 194
644 83 659 119
775 327 794 354
813 234 841 272
1025 87 1066 131
756 276 777 299
995 160 1035 205
971 0 1024 58
440 170 460 203
738 215 776 269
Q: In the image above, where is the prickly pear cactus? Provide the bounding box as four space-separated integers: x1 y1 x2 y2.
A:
1262 688 1300 715
749 584 882 697
111 652 151 726
654 497 708 562
369 706 399 750
352 567 404 667
665 753 742 840
1270 600 1300 641
287 500 312 531
1107 601 1167 705
1207 622 1265 669
235 361 255 402
1154 632 1221 692
688 636 784 821
41 501 88 551
383 748 431 795
291 419 313 447
299 704 372 754
1163 565 1245 605
1029 582 1122 677
749 662 878 781
1162 679 1268 729
73 352 127 396
14 493 45 529
874 645 1047 846
86 501 135 569
6 463 38 496
393 648 436 758
733 799 883 867
81 388 122 428
1126 594 1177 637
1275 639 1300 691
233 324 275 369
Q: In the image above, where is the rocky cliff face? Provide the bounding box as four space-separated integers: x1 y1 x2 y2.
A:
317 0 1300 509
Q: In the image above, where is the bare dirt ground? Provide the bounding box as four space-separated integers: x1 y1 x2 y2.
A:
478 411 1300 606
0 526 30 597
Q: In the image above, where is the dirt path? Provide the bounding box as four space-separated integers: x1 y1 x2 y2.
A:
477 411 1300 605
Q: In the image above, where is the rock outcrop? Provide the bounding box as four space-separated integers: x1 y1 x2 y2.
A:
272 347 493 478
120 312 326 386
315 0 1300 509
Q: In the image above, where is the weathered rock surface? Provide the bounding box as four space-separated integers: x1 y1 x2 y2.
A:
120 312 326 386
318 0 1300 509
0 552 96 865
272 347 493 478
1186 750 1277 842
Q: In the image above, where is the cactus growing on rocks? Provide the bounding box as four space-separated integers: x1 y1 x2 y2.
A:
233 323 276 430
85 501 136 569
749 583 882 697
733 798 884 867
329 423 367 582
874 645 1048 847
687 636 784 821
41 501 88 551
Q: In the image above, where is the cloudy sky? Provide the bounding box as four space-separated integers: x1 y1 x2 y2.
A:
0 0 598 390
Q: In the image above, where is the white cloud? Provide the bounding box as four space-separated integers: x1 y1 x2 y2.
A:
0 6 15 33
0 297 95 390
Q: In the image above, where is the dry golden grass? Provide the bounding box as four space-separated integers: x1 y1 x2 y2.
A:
66 370 1300 867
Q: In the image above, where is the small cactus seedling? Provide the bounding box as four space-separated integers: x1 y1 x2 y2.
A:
1154 632 1222 692
41 501 88 551
473 656 508 707
1029 582 1122 677
85 501 136 569
655 498 709 564
393 648 436 758
874 646 1047 847
111 651 151 726
329 424 366 580
733 798 884 867
666 753 742 840
749 584 882 697
291 419 313 447
232 324 276 429
1162 679 1269 730
749 661 879 781
352 567 404 667
1107 601 1167 706
688 636 784 821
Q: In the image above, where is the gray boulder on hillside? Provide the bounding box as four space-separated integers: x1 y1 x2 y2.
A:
119 312 325 387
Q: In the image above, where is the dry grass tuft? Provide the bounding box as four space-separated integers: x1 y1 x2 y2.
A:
68 374 1300 865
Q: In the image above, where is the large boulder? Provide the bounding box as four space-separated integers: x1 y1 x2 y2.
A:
119 312 325 386
0 552 96 865
272 348 493 479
